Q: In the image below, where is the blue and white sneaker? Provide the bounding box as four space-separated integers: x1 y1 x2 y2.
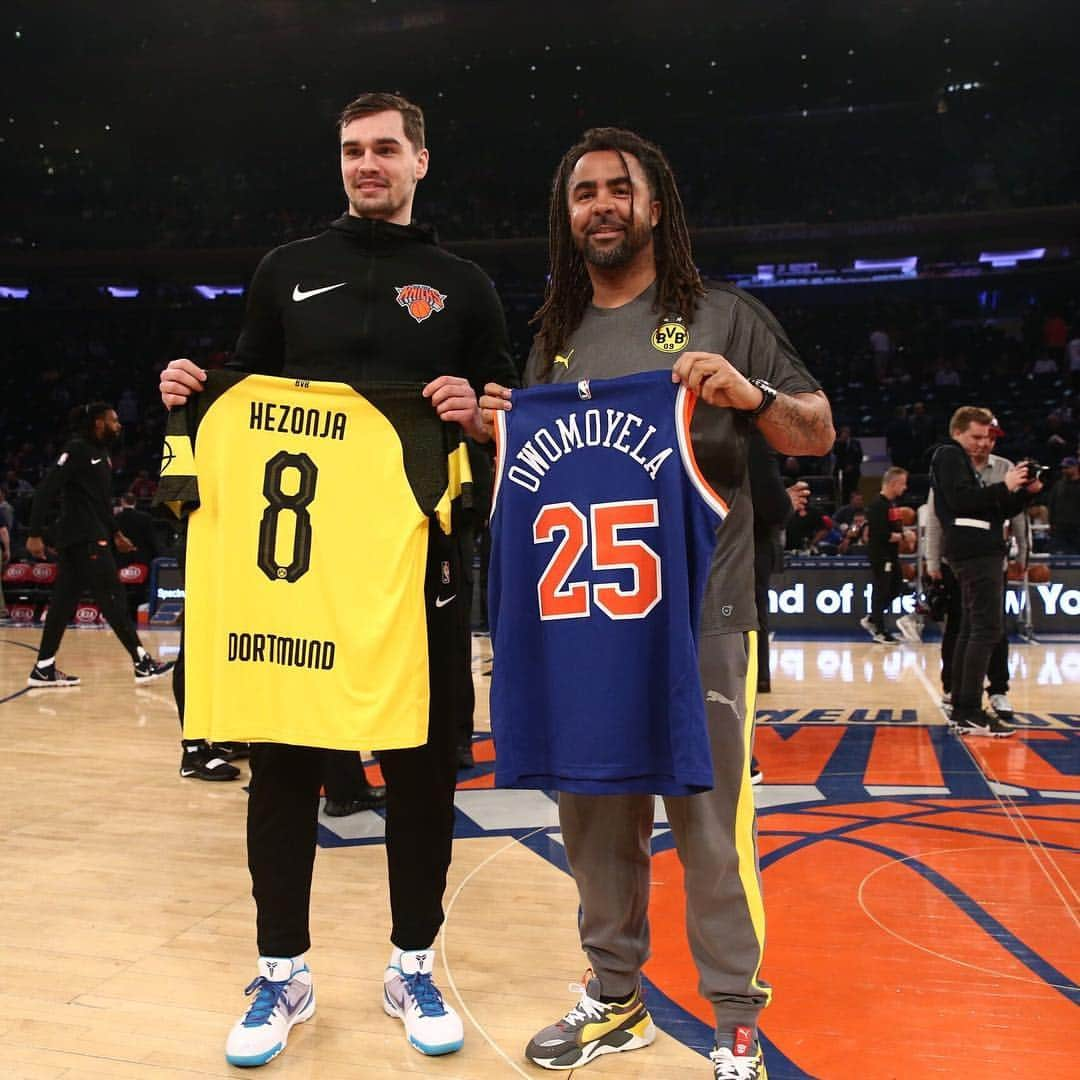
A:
383 947 463 1055
225 956 315 1067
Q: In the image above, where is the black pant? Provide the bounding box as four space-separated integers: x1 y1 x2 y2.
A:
37 541 142 663
939 563 1009 695
951 554 1006 715
869 559 902 630
246 531 464 957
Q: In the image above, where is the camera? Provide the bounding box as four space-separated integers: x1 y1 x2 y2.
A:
1020 459 1049 483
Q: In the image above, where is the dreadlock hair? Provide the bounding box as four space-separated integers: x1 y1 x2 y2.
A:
69 401 113 439
532 127 705 377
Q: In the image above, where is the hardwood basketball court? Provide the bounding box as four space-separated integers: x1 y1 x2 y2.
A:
1 627 1077 1078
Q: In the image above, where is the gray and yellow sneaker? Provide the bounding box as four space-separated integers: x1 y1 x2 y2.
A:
525 971 655 1070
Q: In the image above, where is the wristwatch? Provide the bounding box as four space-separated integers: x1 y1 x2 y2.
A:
744 377 777 417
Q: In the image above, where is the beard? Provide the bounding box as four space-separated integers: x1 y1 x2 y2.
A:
578 215 652 269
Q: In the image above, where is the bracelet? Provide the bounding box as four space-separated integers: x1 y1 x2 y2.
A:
744 378 778 417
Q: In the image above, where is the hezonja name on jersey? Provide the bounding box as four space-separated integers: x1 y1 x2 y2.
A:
249 400 347 440
227 631 336 670
507 408 673 493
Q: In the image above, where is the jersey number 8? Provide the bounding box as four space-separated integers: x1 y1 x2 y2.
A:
258 451 318 582
533 499 661 621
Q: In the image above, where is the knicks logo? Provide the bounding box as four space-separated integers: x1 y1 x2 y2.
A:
651 321 688 353
395 284 447 324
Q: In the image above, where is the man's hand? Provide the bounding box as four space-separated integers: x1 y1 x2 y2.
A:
671 352 763 411
160 358 207 409
114 531 136 554
787 480 810 515
422 375 488 442
26 536 45 560
478 382 513 440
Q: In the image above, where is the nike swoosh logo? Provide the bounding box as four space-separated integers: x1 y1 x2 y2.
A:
292 282 347 302
90 458 104 465
435 594 457 608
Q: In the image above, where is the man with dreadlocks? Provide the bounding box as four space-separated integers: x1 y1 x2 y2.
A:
482 128 833 1079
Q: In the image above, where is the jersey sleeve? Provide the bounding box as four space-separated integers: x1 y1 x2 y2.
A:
154 402 201 518
27 445 75 535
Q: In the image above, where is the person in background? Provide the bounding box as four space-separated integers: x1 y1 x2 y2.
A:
931 407 1040 736
860 466 910 644
1047 455 1080 554
832 425 863 505
25 402 175 688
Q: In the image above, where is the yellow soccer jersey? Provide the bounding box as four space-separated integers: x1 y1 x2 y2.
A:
157 371 470 751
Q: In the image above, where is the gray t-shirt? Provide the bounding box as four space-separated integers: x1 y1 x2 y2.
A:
524 280 820 633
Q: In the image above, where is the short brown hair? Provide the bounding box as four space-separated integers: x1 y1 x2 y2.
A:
883 466 908 484
338 92 425 151
949 406 994 435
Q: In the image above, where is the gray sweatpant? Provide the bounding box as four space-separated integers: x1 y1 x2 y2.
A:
558 630 770 1035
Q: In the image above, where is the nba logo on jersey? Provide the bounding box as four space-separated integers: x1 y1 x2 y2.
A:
440 560 451 585
488 370 732 796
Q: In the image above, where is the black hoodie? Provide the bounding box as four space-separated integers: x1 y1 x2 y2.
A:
229 214 516 390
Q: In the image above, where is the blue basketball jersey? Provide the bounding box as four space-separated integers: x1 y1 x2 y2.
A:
488 369 730 795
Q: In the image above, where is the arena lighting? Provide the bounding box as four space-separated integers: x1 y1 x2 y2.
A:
852 257 918 275
754 264 775 282
0 285 29 299
103 285 139 298
978 247 1046 269
194 284 245 299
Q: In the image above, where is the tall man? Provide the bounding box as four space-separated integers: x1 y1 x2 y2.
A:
926 418 1029 717
860 466 908 644
482 127 833 1080
930 407 1040 736
159 93 515 1067
25 402 175 687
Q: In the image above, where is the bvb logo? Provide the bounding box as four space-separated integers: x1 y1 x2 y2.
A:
651 320 688 353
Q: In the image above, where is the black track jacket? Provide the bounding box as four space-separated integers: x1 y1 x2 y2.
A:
230 214 515 389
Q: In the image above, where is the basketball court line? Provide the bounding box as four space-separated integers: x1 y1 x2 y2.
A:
856 843 1080 994
440 826 549 1079
908 651 1080 928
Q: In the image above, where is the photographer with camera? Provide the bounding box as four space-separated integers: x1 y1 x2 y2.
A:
930 407 1042 736
925 416 1030 719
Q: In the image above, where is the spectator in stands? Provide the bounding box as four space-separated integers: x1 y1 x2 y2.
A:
869 324 892 382
784 499 828 553
0 486 13 539
833 490 865 528
837 512 868 553
130 469 158 504
860 466 911 644
1039 411 1074 467
1048 456 1080 553
1030 353 1059 377
1043 310 1068 363
832 425 863 505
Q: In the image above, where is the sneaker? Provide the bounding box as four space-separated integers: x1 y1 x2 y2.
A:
750 758 763 786
896 614 921 642
27 663 80 688
211 741 251 761
134 655 176 682
524 971 655 1070
324 785 387 815
710 1025 765 1079
953 710 1014 738
225 956 315 1067
383 948 463 1055
988 692 1014 718
872 630 899 644
859 615 877 639
180 745 240 781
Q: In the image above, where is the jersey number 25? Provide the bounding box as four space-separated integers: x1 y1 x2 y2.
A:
533 499 661 621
